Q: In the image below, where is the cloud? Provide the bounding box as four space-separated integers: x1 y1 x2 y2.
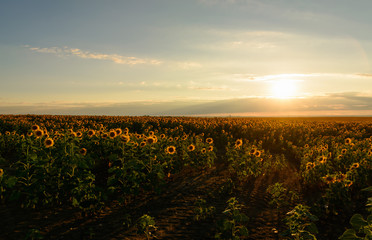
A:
176 61 202 69
26 46 163 65
230 73 372 82
1 92 372 116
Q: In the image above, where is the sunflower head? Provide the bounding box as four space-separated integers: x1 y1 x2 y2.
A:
79 148 87 156
44 138 54 148
208 146 214 152
88 130 95 137
323 175 335 184
235 139 243 148
31 125 40 131
206 138 213 144
319 156 327 164
188 144 195 152
255 150 261 157
140 141 147 147
350 162 360 170
35 129 44 138
115 128 122 135
345 138 352 145
146 136 156 144
250 148 256 155
121 134 130 143
102 133 108 139
109 130 117 139
0 168 4 177
306 162 314 170
166 146 176 154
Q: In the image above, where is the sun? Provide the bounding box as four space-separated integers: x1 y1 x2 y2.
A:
271 79 297 99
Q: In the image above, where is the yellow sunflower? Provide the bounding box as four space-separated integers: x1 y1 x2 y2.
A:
166 146 176 154
188 144 195 152
79 148 87 156
44 138 54 148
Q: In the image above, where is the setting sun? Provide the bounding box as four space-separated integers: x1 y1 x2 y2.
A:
271 80 297 99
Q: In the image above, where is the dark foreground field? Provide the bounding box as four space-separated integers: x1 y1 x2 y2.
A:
0 115 371 239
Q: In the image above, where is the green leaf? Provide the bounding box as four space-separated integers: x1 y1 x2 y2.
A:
305 222 319 234
239 226 249 236
350 214 368 231
5 176 17 188
29 154 38 161
338 229 362 240
367 215 372 224
362 186 372 192
72 197 79 207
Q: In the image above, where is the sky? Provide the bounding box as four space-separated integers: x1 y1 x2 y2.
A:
1 0 372 116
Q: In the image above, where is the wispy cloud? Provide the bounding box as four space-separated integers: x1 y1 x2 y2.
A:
176 61 203 69
231 73 372 82
26 45 163 65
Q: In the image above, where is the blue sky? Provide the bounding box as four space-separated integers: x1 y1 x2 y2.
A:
1 0 372 116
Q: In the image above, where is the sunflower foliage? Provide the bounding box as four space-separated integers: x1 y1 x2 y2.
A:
339 186 372 240
215 197 249 240
283 204 319 240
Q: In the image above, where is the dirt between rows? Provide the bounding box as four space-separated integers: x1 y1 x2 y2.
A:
1 162 307 240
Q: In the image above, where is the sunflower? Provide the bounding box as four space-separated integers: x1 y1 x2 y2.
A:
255 150 261 157
160 134 166 139
31 124 40 131
323 175 335 184
250 148 256 155
0 168 4 177
109 130 117 139
306 162 314 170
44 138 54 148
121 135 130 143
208 146 213 152
206 138 213 144
337 173 347 182
350 162 360 170
146 136 156 144
102 133 108 139
140 141 147 147
87 130 95 137
235 139 243 148
76 131 83 138
79 148 87 156
115 128 122 136
27 132 33 137
188 144 195 152
201 148 207 154
166 146 176 154
345 138 352 145
35 129 44 138
318 156 327 164
341 149 347 154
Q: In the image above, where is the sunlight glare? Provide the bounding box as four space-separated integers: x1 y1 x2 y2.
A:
271 79 297 99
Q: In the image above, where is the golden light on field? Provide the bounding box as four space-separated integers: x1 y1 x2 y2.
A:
270 79 297 99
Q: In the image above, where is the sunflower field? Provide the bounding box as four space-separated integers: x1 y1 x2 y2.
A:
0 115 371 239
